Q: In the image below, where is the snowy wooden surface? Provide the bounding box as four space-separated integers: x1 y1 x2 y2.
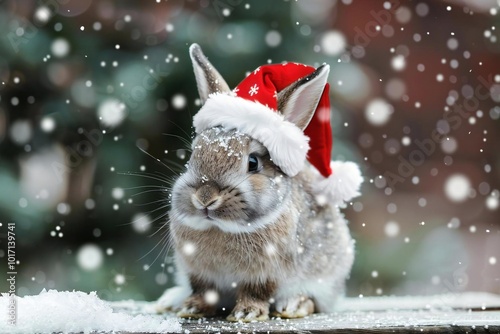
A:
179 311 500 333
110 292 500 334
6 290 499 333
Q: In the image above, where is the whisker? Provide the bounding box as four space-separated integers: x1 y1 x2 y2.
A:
147 232 174 265
132 198 169 207
143 204 169 216
139 231 170 261
148 222 169 238
166 120 193 144
119 171 172 185
137 146 181 176
162 133 193 149
131 189 169 197
163 159 187 172
123 185 169 191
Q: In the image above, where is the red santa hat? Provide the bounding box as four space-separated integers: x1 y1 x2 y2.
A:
193 59 362 205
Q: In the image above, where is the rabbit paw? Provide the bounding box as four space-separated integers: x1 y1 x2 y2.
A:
177 294 216 319
272 296 314 319
226 301 269 322
156 286 192 313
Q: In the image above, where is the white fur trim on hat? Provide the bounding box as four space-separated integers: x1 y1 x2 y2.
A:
193 93 310 176
312 161 363 206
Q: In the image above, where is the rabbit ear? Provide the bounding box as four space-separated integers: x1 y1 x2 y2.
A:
277 64 330 131
189 43 230 103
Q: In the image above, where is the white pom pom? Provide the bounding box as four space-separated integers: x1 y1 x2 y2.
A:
312 161 363 206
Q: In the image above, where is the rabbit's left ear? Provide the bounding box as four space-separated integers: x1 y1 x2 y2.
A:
277 64 330 131
189 44 230 103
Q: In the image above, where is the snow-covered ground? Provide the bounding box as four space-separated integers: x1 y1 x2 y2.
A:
1 290 499 334
336 291 500 311
0 290 181 334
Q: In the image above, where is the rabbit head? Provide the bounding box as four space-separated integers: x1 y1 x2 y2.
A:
169 44 329 234
171 127 291 233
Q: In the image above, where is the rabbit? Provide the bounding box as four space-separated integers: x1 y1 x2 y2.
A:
156 44 360 322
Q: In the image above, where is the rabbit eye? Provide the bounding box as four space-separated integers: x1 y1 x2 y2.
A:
248 154 260 173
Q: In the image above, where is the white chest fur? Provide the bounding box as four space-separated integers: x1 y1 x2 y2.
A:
172 214 298 290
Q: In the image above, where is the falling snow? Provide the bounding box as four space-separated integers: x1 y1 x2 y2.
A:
40 117 56 133
320 30 346 56
172 94 187 109
384 221 400 237
76 244 104 271
444 174 471 202
34 6 51 23
365 98 393 126
204 290 220 305
391 55 406 71
182 242 196 256
265 30 282 47
131 212 152 233
1 2 499 325
50 38 70 57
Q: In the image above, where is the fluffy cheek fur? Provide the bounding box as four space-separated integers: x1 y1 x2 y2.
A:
170 168 289 233
169 129 290 234
170 172 212 231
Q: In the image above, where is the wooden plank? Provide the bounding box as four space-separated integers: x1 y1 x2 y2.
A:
180 311 500 333
336 292 500 312
109 293 500 333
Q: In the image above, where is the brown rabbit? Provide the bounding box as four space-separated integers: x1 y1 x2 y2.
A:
157 44 362 322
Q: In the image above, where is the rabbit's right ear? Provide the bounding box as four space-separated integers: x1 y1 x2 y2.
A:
189 44 230 103
277 64 329 131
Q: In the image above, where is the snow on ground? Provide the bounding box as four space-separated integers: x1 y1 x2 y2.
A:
1 291 499 333
336 291 500 312
177 309 500 333
0 289 181 334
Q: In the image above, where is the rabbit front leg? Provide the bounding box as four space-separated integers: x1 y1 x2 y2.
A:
177 275 218 319
226 280 276 322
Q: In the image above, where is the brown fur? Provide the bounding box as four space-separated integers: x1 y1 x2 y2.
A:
169 131 354 320
172 211 295 282
162 45 355 321
239 280 277 302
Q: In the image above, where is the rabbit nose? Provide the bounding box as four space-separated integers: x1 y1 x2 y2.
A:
191 184 221 210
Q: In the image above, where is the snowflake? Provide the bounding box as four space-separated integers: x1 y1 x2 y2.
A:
253 66 261 75
249 84 259 96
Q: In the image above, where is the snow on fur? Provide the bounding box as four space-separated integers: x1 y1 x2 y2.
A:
0 290 181 334
193 93 310 177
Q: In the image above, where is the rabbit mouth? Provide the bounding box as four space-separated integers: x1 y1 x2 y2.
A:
195 208 227 223
202 208 214 220
176 208 279 234
196 208 241 227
